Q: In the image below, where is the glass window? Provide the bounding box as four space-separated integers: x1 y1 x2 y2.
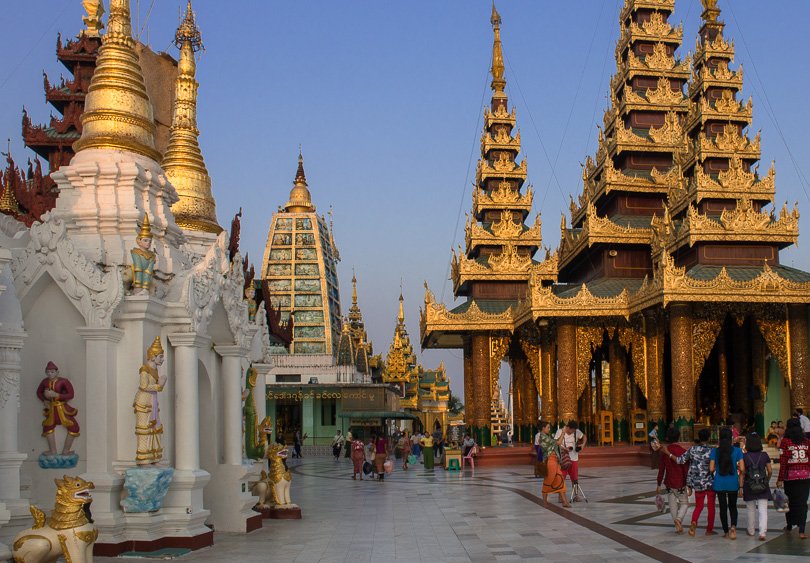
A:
321 399 337 426
276 374 301 383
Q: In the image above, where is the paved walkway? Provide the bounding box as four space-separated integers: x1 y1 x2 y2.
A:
98 456 810 562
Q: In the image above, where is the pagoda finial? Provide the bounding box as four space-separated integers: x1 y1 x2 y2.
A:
398 292 405 324
285 150 314 213
163 0 222 234
0 149 20 216
490 2 506 93
73 0 161 161
700 0 721 23
352 270 358 306
80 0 105 38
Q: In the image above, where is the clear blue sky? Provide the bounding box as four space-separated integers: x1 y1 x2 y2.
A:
2 1 809 402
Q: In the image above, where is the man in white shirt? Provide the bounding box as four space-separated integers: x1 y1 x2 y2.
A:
554 421 586 485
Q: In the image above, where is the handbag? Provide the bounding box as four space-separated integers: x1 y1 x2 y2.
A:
559 448 573 470
534 460 548 478
655 493 666 512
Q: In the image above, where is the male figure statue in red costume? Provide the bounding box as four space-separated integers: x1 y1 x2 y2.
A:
36 361 80 456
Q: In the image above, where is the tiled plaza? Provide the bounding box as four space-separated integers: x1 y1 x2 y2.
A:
99 455 810 563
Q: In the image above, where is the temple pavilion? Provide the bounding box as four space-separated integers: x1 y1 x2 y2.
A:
422 0 810 445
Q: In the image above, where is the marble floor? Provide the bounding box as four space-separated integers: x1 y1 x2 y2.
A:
97 455 810 562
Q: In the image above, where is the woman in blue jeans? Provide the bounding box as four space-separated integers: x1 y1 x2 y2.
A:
709 427 744 539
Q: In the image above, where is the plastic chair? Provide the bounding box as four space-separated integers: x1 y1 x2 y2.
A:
447 458 460 471
462 446 477 469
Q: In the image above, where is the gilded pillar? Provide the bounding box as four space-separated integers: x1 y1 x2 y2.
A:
471 334 492 446
609 335 629 442
788 304 810 413
525 359 539 437
463 340 476 437
644 309 665 429
514 356 536 442
751 324 766 434
732 322 750 419
540 326 556 423
670 303 695 437
511 359 524 441
718 327 729 423
556 319 577 425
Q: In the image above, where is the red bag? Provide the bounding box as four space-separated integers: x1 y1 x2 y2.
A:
559 449 573 470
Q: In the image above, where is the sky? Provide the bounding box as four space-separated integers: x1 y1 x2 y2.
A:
1 1 809 402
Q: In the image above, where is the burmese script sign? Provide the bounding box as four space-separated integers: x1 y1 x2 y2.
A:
265 386 397 411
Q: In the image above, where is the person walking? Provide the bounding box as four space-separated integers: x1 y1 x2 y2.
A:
374 433 388 481
432 428 443 462
399 432 410 470
776 418 810 539
293 428 302 459
350 436 365 480
555 421 586 491
710 427 744 539
411 431 422 460
673 428 716 536
344 430 353 458
539 422 571 507
741 433 772 540
331 430 345 461
534 426 545 478
657 427 689 534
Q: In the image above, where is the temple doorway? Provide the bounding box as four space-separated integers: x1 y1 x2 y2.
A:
276 399 301 445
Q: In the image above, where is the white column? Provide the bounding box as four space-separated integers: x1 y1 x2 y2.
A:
168 333 208 471
214 345 247 466
0 331 26 503
253 364 270 427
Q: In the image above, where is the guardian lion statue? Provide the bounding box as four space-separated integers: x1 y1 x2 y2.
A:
267 442 294 507
13 475 97 563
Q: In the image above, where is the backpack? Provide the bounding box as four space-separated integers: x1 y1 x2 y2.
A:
744 453 768 494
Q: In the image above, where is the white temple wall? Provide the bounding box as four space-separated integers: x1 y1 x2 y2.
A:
18 275 87 508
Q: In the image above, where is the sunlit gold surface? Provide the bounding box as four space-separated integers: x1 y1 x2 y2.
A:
73 0 161 161
163 1 221 234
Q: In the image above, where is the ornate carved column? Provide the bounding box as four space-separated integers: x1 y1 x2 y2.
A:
513 356 536 442
471 334 491 446
214 345 248 466
609 334 628 442
670 303 695 437
463 339 476 437
717 326 729 422
525 357 538 436
540 326 556 423
0 331 27 520
750 325 766 434
732 322 750 419
644 309 665 429
556 319 577 424
788 304 810 413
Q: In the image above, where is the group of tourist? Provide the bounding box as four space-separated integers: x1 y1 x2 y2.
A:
656 417 809 540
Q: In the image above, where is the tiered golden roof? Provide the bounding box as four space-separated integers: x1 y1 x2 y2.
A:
73 0 161 162
163 1 222 234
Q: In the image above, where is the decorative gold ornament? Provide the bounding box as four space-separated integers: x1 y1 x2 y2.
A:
81 0 105 38
147 336 164 359
74 0 161 162
164 1 222 234
138 213 153 239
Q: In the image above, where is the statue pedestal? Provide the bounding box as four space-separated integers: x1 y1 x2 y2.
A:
254 504 302 520
37 453 79 469
120 467 174 513
206 464 263 533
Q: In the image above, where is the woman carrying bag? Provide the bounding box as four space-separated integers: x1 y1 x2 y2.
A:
709 427 744 539
740 433 772 541
776 419 810 539
539 422 571 508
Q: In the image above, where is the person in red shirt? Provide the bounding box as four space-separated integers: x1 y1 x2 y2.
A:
657 426 689 534
36 361 80 456
776 419 810 539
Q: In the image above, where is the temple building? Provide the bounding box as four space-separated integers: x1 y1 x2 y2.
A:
421 4 556 445
385 294 451 434
422 0 810 445
0 1 282 555
260 153 342 355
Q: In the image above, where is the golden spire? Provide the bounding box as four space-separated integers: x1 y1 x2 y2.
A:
0 170 19 216
398 293 405 324
73 0 161 162
138 212 153 239
285 149 315 213
163 1 222 234
80 0 105 38
490 2 506 94
700 0 721 23
352 271 358 307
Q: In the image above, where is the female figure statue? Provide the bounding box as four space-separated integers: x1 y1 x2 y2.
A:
130 214 156 295
133 337 167 465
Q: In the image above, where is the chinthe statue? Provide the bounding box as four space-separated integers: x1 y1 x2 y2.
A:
130 213 156 295
12 475 97 563
133 337 167 465
250 441 300 519
36 361 80 468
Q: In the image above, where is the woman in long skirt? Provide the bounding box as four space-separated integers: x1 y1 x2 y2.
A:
374 434 387 481
538 421 571 507
422 433 434 469
350 438 365 480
